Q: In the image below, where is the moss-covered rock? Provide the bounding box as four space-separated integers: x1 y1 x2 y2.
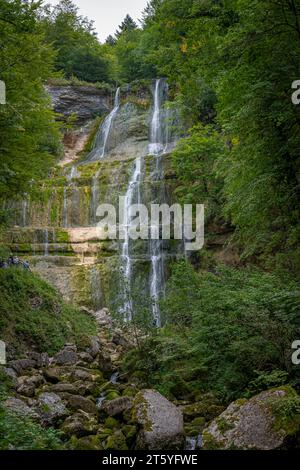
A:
203 387 300 450
105 430 128 450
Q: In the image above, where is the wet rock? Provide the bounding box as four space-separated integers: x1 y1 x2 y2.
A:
4 397 40 421
35 392 68 425
203 387 300 450
63 394 98 415
101 396 133 417
60 410 98 438
133 389 185 450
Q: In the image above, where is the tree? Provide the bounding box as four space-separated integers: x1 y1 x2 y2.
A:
0 0 60 202
40 0 110 82
115 14 138 39
105 34 116 46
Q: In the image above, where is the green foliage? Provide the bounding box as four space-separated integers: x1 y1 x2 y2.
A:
0 369 64 450
0 410 64 450
172 125 226 222
110 0 300 271
124 261 300 401
41 0 110 82
0 267 97 355
0 0 61 200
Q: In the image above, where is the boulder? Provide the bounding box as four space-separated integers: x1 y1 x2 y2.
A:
203 387 300 450
63 394 98 415
17 382 36 398
35 392 68 425
101 396 133 417
28 352 49 368
43 366 74 383
86 336 101 358
60 410 98 438
77 352 94 364
98 351 114 373
105 430 128 450
48 383 79 394
112 333 131 348
8 359 36 375
4 397 40 421
53 347 78 366
133 389 185 450
3 367 18 388
94 308 112 327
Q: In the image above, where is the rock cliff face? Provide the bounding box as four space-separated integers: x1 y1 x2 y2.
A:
46 85 111 124
1 82 181 314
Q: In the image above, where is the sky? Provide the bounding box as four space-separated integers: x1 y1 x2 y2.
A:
47 0 149 43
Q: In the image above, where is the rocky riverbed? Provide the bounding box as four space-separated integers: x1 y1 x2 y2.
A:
2 307 299 450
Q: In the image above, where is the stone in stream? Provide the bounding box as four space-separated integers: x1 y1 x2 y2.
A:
132 389 185 450
203 387 300 450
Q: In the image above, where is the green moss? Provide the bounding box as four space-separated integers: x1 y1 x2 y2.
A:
216 417 235 432
104 417 119 429
202 430 223 450
0 268 97 356
55 229 70 244
269 387 300 436
69 435 103 450
105 431 128 450
106 391 120 401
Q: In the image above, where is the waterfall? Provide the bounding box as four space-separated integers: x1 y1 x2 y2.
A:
68 165 77 181
63 188 68 228
21 196 28 227
44 229 49 256
148 78 168 326
119 157 142 321
91 170 100 226
149 78 167 156
86 88 121 162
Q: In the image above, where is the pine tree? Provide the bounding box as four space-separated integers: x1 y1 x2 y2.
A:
115 14 138 39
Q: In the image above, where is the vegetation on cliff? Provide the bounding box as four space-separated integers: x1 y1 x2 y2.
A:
0 268 97 356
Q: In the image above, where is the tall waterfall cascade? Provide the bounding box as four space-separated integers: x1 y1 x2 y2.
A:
7 80 181 324
86 87 121 162
119 79 169 325
119 157 142 321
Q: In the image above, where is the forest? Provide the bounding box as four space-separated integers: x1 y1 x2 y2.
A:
0 0 300 454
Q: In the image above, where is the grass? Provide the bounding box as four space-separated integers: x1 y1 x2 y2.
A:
0 268 97 356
